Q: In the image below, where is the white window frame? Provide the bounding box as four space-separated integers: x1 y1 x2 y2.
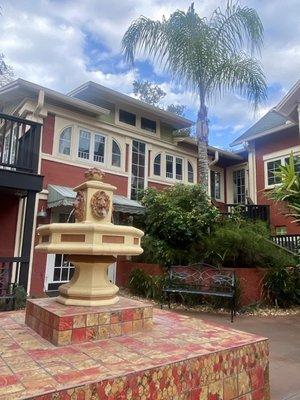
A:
58 126 72 157
263 147 300 189
165 154 183 181
153 153 162 176
111 138 121 168
209 167 225 202
77 128 107 165
187 160 194 184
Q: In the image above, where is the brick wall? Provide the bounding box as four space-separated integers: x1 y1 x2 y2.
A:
147 181 170 191
255 126 299 233
116 258 163 287
41 159 128 196
42 114 55 154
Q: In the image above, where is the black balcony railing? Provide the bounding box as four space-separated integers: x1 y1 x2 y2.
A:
227 204 270 223
272 234 300 255
0 113 41 174
0 257 28 297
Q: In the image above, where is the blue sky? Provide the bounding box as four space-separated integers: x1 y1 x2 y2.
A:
1 0 300 149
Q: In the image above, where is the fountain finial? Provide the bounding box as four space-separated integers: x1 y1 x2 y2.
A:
84 167 105 181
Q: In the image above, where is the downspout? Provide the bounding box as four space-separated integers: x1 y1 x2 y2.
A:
33 89 45 118
209 150 219 167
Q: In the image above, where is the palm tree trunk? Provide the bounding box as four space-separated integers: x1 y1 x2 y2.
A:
196 100 209 191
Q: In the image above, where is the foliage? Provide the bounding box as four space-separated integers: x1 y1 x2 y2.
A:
264 265 300 307
268 154 300 223
202 219 297 269
129 268 166 302
140 184 219 266
13 285 27 310
122 2 267 188
0 54 14 87
133 80 166 106
166 104 186 116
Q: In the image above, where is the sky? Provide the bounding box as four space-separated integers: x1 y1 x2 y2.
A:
1 0 300 149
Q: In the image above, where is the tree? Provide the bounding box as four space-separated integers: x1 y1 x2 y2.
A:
140 184 219 265
268 154 300 224
133 80 166 105
0 54 14 87
122 2 267 189
166 104 186 116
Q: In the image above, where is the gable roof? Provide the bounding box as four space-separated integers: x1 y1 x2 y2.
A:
68 81 193 129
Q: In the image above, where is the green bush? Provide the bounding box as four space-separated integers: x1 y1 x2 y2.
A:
129 269 166 302
14 285 27 310
202 219 297 269
264 265 300 307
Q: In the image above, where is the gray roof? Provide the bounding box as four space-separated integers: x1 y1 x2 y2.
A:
48 184 145 214
231 109 291 146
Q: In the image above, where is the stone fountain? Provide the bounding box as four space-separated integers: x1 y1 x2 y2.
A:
25 168 151 346
35 168 144 307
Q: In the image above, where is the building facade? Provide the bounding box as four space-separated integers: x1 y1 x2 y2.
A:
0 78 299 297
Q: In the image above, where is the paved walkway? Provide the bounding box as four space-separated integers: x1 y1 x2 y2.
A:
173 309 300 400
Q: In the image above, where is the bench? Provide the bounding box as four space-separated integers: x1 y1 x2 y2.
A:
162 263 237 322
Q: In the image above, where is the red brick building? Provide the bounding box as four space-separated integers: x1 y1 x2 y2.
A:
0 78 299 297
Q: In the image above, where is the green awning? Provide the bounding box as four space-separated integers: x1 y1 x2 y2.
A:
47 184 145 215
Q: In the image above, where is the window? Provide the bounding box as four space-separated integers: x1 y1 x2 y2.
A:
166 155 173 178
78 130 90 159
175 157 183 180
188 161 194 183
267 160 282 185
59 127 72 155
233 169 246 204
94 133 105 163
284 155 300 173
141 117 156 133
131 140 146 200
210 170 221 200
153 154 161 176
119 109 136 126
112 140 121 167
275 226 287 235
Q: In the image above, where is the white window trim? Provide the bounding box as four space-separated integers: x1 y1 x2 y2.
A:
187 160 195 184
209 167 225 203
264 149 300 189
165 153 184 182
153 152 162 177
77 127 107 166
111 138 122 170
226 163 248 204
57 126 73 158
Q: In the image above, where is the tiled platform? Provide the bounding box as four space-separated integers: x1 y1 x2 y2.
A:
25 297 153 345
0 307 269 400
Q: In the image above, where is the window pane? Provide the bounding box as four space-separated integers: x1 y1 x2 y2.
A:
59 127 71 155
188 162 194 183
141 117 156 133
112 140 121 167
175 157 182 180
166 155 173 178
78 130 90 159
119 109 136 126
210 171 221 200
267 160 281 185
233 169 245 203
154 154 161 176
94 134 105 163
285 155 300 173
131 140 145 200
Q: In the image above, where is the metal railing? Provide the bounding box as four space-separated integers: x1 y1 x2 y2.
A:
227 204 270 223
0 113 41 174
272 234 300 255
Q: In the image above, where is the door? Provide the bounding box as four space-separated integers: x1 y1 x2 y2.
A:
233 169 246 204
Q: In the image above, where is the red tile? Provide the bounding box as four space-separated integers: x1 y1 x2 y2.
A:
122 309 134 322
0 374 19 387
71 328 86 344
58 316 74 331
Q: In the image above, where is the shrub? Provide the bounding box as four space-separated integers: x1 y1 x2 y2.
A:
129 269 166 302
202 219 297 269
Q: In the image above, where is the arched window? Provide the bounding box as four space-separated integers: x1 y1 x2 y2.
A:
153 154 161 176
188 161 194 183
59 127 72 155
112 139 121 167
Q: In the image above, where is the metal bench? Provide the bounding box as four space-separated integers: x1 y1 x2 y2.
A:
162 263 237 322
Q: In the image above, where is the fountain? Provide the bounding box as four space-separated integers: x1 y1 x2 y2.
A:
25 168 152 346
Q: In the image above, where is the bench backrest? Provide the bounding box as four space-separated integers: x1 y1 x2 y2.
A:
167 263 235 294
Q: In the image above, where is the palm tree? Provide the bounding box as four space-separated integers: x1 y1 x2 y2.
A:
122 2 267 189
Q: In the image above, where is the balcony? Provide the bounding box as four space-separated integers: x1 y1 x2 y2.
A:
226 204 270 223
0 112 43 191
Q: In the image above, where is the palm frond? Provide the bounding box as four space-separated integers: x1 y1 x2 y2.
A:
211 1 263 55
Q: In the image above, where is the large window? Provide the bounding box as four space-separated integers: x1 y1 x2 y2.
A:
131 140 146 200
119 109 136 126
78 129 106 164
233 169 246 204
78 130 90 160
175 157 183 180
59 127 72 155
210 170 221 200
166 155 173 179
265 154 300 187
188 161 194 183
153 154 161 176
284 155 300 173
112 140 121 167
141 117 156 133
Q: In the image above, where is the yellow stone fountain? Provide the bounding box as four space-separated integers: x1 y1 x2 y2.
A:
35 168 144 306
